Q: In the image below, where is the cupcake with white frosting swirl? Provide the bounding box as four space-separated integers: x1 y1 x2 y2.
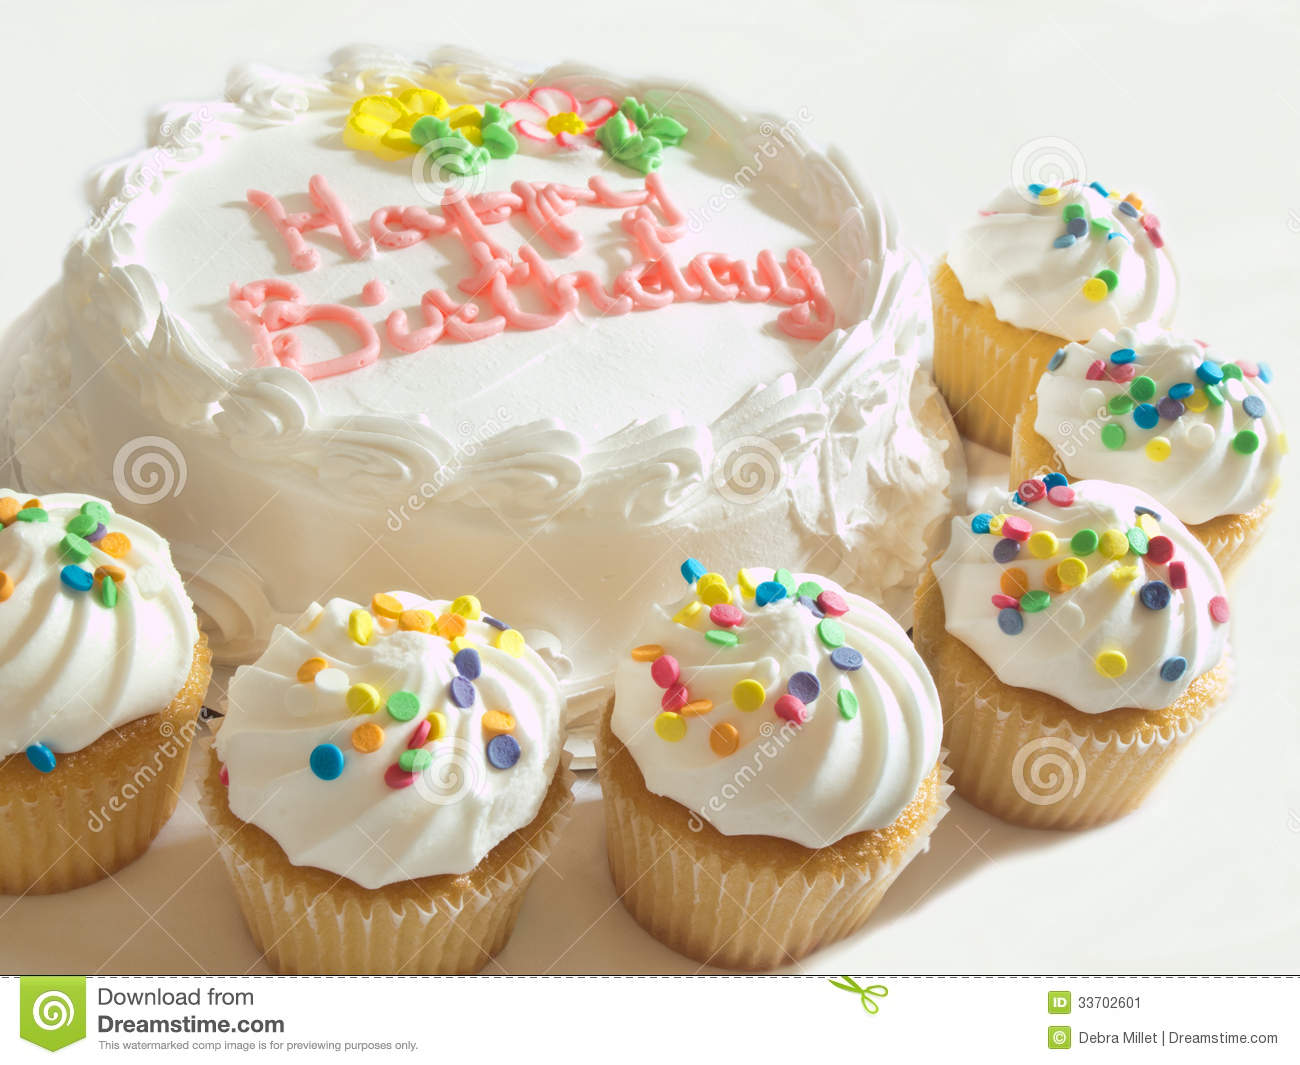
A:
202 591 572 974
597 561 947 970
1010 327 1283 573
0 490 209 894
914 477 1231 829
933 178 1177 452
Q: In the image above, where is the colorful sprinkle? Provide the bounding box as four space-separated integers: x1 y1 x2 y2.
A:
1146 535 1174 565
482 710 516 737
454 648 482 680
816 618 845 648
1101 423 1127 450
449 676 476 708
993 538 1021 563
774 693 808 725
737 568 758 597
1028 531 1058 559
371 592 403 619
297 657 328 683
1168 561 1188 589
650 655 680 688
733 678 766 711
426 711 449 741
755 581 787 606
705 629 740 647
351 721 385 752
348 609 375 645
1108 394 1135 416
698 575 731 606
681 558 706 583
681 699 714 717
1082 278 1108 301
837 689 859 720
787 671 820 703
654 712 687 742
99 531 131 558
1043 472 1069 489
1196 360 1224 385
797 595 825 618
384 764 418 789
1139 580 1171 611
1160 657 1187 682
435 612 467 639
710 604 744 628
971 512 993 534
1232 429 1260 454
1144 437 1172 462
13 508 48 524
309 743 345 780
1002 516 1032 542
1110 564 1140 585
1047 485 1075 507
830 647 864 671
709 722 739 756
1095 650 1128 678
1017 479 1046 503
661 683 690 712
1070 529 1099 555
398 748 432 773
496 629 526 656
1133 403 1159 430
1110 348 1137 365
1000 568 1031 598
1048 349 1067 371
482 614 509 631
1126 527 1149 555
486 733 522 768
673 601 703 626
1020 589 1051 613
1209 596 1230 623
816 590 848 617
346 683 382 715
399 609 434 633
450 594 482 620
1156 397 1184 421
991 593 1019 608
1057 557 1088 587
1098 529 1129 559
997 607 1023 635
631 644 663 661
795 581 823 599
60 566 93 592
25 743 56 774
386 690 421 721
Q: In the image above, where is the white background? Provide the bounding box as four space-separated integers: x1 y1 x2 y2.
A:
0 0 1297 975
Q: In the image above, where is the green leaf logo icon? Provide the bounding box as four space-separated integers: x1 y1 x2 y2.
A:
19 977 86 1052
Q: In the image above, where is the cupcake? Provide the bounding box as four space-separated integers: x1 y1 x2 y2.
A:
1010 328 1283 574
0 490 208 894
933 178 1177 452
598 561 947 970
914 477 1231 829
203 592 572 974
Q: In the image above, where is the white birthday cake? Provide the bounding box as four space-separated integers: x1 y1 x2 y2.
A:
3 46 961 723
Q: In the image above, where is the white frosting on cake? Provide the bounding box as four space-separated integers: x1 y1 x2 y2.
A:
0 490 198 758
216 593 565 888
611 567 942 846
1034 328 1284 525
3 46 961 727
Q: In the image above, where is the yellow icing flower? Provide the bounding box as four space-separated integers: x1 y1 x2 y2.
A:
343 88 484 160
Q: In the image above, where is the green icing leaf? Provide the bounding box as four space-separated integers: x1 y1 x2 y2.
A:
642 113 687 147
409 115 491 175
480 104 518 160
597 110 666 175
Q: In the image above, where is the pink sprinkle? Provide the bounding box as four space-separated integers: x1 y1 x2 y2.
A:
1002 516 1032 542
661 683 690 712
220 764 229 787
1209 596 1230 624
1168 561 1188 589
407 719 432 748
1237 359 1259 378
1140 214 1163 248
1085 359 1107 381
991 593 1019 609
774 694 808 726
816 590 848 617
1146 535 1174 565
361 279 387 306
1194 339 1209 348
1046 485 1075 507
650 654 680 689
385 764 419 789
1107 362 1138 383
1017 479 1046 503
977 209 998 217
709 604 744 628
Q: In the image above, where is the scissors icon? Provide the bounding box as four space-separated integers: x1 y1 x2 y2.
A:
828 976 888 1014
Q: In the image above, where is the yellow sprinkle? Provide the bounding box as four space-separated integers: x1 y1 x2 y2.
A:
1057 556 1088 586
297 657 328 683
348 608 375 645
1028 531 1059 559
1144 437 1172 463
482 709 516 737
426 710 449 740
737 568 757 597
1277 432 1289 456
496 629 526 657
346 683 382 715
672 601 703 626
1110 564 1139 585
654 711 687 742
351 721 385 753
1184 389 1209 413
371 593 403 619
988 514 1006 534
450 594 482 620
732 679 766 712
1137 513 1160 538
1095 649 1128 678
1082 277 1109 302
697 573 731 605
449 636 475 652
1038 186 1062 205
1098 529 1129 559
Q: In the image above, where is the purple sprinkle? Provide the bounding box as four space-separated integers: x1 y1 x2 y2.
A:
1066 216 1088 238
992 538 1021 564
449 676 476 708
1133 505 1162 520
997 607 1024 635
85 523 108 543
486 733 520 769
787 671 820 702
796 595 825 618
482 615 509 631
454 648 481 680
1157 396 1184 421
830 647 863 671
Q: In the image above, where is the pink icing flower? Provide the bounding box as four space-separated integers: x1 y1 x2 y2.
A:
501 86 618 148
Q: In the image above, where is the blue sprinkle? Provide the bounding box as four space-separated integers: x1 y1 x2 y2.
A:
1028 183 1044 195
60 565 93 592
797 594 825 619
1066 216 1088 238
1117 201 1139 218
830 647 864 671
1196 360 1224 385
971 512 994 534
997 608 1024 636
486 734 521 769
309 743 345 781
1258 362 1273 384
1107 231 1130 242
1242 395 1265 419
1160 656 1188 682
787 671 821 702
482 615 509 631
681 558 706 584
1110 348 1136 365
1047 349 1067 372
755 581 787 607
25 743 57 774
1169 382 1195 400
449 676 476 708
1011 492 1023 506
1089 181 1109 197
1053 233 1077 248
1134 505 1162 519
1139 580 1172 611
992 538 1021 564
1043 472 1069 489
454 648 482 680
1133 403 1160 430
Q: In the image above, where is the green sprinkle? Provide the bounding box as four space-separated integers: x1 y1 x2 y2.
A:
386 691 421 722
1233 429 1260 455
1070 528 1099 556
774 568 796 595
1090 218 1112 236
1204 383 1224 406
399 748 432 772
1127 527 1149 556
837 689 859 720
1129 376 1156 402
80 500 111 524
705 629 740 647
1063 203 1085 221
1221 363 1243 381
66 513 98 537
1021 589 1051 613
1097 268 1119 292
13 508 47 523
1101 423 1127 450
100 575 118 608
60 533 92 562
817 618 845 649
1108 394 1135 415
795 580 823 599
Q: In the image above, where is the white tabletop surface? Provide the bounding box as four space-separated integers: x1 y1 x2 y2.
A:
0 0 1297 975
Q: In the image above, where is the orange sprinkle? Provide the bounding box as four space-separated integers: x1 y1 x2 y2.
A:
99 532 132 558
680 699 714 716
482 710 516 738
709 722 739 757
1123 192 1143 209
21 499 41 510
0 571 13 602
351 721 385 753
1043 563 1069 595
435 612 467 639
296 657 328 683
1000 567 1030 599
0 497 18 525
371 592 403 619
93 564 126 584
631 644 663 662
399 609 434 633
